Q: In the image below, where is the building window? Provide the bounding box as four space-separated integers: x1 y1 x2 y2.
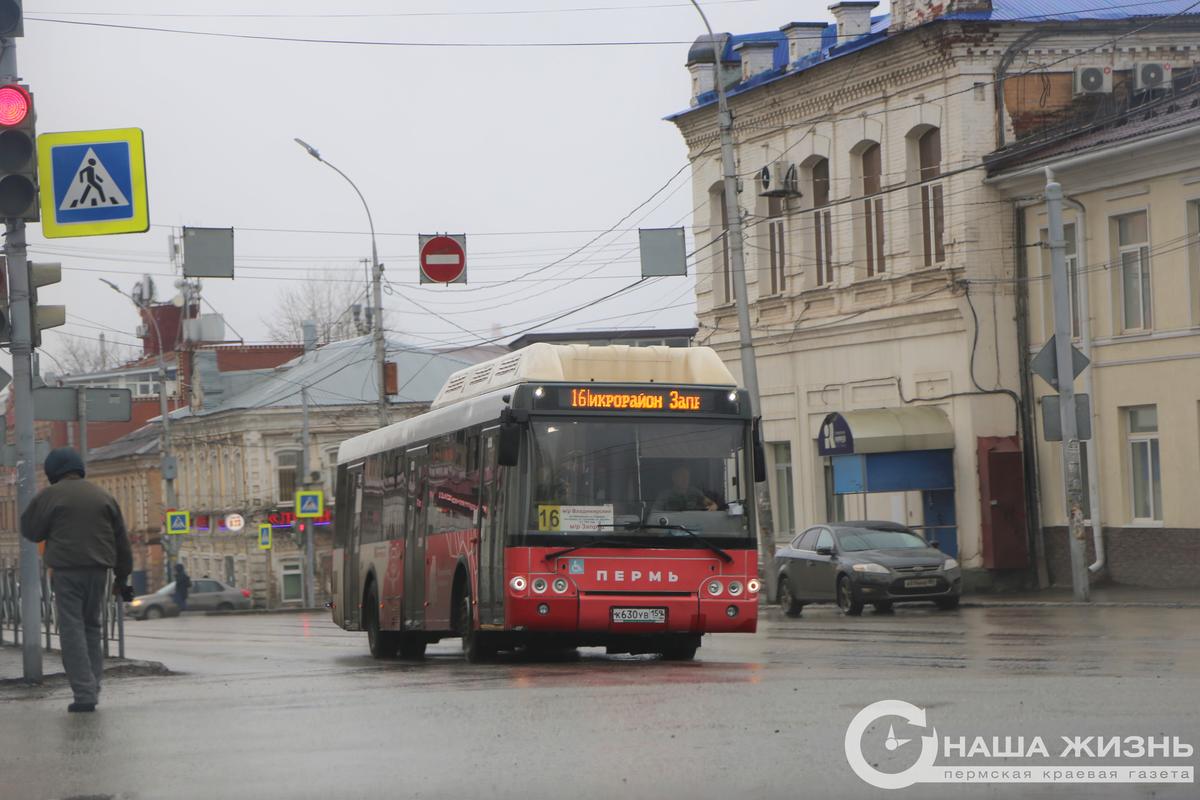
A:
710 185 734 304
917 128 945 267
859 142 885 276
276 451 300 503
1039 223 1081 339
281 562 303 602
1126 405 1161 522
771 442 796 537
810 157 833 286
1114 211 1151 330
766 196 787 295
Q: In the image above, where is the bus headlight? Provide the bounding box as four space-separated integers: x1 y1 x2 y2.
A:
727 581 743 596
706 580 723 596
532 577 548 594
552 578 569 594
747 579 762 594
509 576 527 592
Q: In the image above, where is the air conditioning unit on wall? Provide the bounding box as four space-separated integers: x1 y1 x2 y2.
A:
1134 62 1172 91
1073 66 1112 95
758 161 800 197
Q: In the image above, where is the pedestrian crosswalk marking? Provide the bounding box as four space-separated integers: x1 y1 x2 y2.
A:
58 147 130 211
166 511 190 534
295 490 324 518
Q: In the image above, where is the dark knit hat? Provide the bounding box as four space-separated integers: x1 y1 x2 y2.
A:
44 447 86 484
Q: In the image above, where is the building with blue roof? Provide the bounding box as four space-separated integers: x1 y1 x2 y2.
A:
668 0 1200 592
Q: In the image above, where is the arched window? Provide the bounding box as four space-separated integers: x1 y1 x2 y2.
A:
916 127 945 266
859 142 885 276
709 184 734 303
810 157 833 286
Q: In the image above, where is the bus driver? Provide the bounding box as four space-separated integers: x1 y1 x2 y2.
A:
653 464 714 512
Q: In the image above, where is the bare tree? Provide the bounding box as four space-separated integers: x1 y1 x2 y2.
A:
48 334 137 377
263 275 369 345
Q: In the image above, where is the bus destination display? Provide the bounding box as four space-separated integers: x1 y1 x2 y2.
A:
528 386 741 414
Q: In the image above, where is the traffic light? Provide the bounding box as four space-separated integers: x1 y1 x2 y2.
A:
0 1 23 38
293 519 308 546
27 261 63 347
0 81 36 220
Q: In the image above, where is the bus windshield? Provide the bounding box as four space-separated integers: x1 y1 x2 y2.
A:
528 418 750 537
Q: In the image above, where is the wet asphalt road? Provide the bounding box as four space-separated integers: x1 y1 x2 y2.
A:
2 602 1198 800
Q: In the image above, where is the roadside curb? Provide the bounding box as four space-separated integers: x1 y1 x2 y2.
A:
203 606 323 616
0 654 172 688
959 600 1200 609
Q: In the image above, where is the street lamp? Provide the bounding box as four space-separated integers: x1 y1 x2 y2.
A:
293 137 388 428
685 2 775 575
101 278 180 580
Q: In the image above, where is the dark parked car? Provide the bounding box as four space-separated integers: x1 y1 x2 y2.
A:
125 578 252 619
773 521 961 616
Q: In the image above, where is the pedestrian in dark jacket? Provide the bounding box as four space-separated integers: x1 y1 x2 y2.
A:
173 563 191 611
20 447 132 713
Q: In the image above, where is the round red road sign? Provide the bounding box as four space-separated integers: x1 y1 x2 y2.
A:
419 235 466 283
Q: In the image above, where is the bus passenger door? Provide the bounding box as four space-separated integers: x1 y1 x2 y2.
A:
403 447 428 630
478 429 506 626
342 464 364 630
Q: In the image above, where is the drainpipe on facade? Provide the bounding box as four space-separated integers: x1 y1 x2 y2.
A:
1064 195 1106 575
1014 198 1051 589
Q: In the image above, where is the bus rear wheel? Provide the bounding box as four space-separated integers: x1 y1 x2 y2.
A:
365 585 399 659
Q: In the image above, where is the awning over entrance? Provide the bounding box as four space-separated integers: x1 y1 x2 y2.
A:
817 406 954 456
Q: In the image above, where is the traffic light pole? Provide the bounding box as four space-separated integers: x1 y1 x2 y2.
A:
300 387 315 608
1 35 41 682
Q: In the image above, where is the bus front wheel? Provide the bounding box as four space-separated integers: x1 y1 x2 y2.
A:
460 589 495 664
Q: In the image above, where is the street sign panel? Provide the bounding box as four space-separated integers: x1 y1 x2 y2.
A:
295 490 324 518
37 128 149 239
182 226 235 278
418 234 467 284
166 510 190 535
638 227 687 277
1031 335 1089 390
258 523 272 550
32 386 132 421
224 513 245 532
1041 394 1092 442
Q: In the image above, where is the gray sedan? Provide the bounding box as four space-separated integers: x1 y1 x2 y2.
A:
773 521 961 616
125 578 252 619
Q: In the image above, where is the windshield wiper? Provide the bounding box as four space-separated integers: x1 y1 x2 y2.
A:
616 522 734 563
544 536 643 561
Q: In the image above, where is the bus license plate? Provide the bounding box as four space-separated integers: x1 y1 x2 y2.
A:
611 607 666 624
904 578 938 588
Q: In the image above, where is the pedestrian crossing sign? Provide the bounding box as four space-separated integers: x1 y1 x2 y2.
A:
36 128 149 239
166 510 190 535
295 490 323 518
258 523 272 550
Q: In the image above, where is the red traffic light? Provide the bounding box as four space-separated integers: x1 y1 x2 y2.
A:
0 85 29 127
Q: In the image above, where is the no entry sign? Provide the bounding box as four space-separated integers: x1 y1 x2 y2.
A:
419 234 467 284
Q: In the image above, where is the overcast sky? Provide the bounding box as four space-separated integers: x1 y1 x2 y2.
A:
17 0 875 370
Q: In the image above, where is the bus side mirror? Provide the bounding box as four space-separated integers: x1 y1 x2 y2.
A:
752 418 767 483
498 422 522 467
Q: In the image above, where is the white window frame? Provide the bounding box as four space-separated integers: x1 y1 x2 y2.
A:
1114 211 1152 331
1126 405 1162 523
280 561 304 602
770 442 796 537
276 450 301 504
766 198 787 296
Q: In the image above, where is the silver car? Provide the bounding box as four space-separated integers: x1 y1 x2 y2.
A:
125 578 252 619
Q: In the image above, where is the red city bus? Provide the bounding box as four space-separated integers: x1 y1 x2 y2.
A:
331 344 764 661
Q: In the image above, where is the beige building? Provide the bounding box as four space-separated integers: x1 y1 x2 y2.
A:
669 1 1200 587
988 89 1200 587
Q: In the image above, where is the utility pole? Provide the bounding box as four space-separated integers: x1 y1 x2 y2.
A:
688 2 775 573
300 387 315 608
1045 169 1089 602
1 33 41 681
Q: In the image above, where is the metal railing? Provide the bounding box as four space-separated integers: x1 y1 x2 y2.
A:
0 560 125 658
